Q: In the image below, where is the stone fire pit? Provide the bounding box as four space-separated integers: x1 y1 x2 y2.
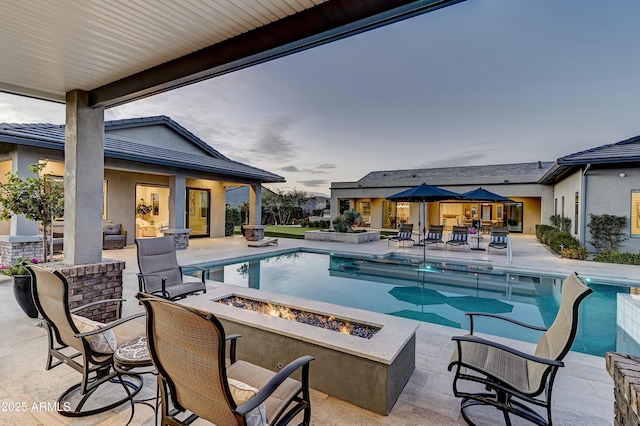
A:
183 284 417 415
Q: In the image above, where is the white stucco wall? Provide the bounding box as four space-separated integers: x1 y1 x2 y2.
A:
552 169 582 237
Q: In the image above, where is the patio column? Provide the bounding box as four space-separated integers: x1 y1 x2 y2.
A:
64 90 104 264
248 184 262 225
10 147 40 236
169 174 186 229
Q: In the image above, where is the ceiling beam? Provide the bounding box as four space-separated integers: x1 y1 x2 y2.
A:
89 0 465 108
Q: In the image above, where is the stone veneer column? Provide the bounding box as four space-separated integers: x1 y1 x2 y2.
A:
52 260 126 322
161 229 191 249
607 352 640 426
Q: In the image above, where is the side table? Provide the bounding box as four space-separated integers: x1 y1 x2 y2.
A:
114 336 158 425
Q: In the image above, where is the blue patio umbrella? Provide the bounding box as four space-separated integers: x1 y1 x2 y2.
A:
387 183 461 261
460 187 513 203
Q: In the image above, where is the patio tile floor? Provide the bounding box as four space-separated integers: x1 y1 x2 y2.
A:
0 233 619 425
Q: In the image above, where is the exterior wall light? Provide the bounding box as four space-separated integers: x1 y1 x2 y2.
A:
620 173 627 178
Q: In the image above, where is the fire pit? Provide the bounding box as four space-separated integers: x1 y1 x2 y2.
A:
183 285 417 415
216 296 380 339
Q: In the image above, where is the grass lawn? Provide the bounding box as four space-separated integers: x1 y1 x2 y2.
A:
234 226 325 239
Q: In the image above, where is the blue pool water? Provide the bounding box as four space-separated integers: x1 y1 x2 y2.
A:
189 250 638 357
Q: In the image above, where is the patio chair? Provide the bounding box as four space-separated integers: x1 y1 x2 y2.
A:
27 264 146 417
137 292 315 426
488 227 509 253
448 272 593 426
136 236 206 300
102 223 127 249
388 223 414 247
445 226 469 250
420 225 444 247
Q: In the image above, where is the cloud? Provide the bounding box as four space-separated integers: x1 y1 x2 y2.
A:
246 117 299 162
298 179 328 187
316 163 336 169
416 147 497 168
280 165 300 172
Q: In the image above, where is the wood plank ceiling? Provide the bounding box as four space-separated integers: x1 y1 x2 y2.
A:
0 0 465 108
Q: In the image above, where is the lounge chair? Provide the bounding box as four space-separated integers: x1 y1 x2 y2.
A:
137 292 315 426
248 237 278 247
27 264 146 417
448 272 593 426
445 226 469 250
420 225 444 247
388 223 414 247
488 227 509 252
136 236 206 300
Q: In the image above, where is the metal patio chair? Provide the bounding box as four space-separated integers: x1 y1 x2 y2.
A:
137 292 315 426
136 236 206 300
488 227 509 253
445 226 469 250
448 272 592 426
420 224 444 247
27 264 146 417
388 223 414 247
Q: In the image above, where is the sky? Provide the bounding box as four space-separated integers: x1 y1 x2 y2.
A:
1 0 639 197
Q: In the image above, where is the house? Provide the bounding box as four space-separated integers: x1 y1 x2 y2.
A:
331 134 640 252
0 116 284 259
331 161 555 235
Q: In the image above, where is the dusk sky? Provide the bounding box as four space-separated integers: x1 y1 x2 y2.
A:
0 0 639 196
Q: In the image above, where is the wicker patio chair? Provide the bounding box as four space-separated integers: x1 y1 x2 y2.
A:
488 227 509 253
388 223 414 247
27 264 146 417
137 292 315 426
102 223 127 249
136 236 206 300
448 272 592 426
445 226 469 250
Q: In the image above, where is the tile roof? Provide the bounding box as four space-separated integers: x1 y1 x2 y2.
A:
557 135 640 165
359 162 555 182
0 119 284 183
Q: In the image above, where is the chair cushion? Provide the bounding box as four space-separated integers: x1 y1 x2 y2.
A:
103 224 122 235
427 232 442 240
228 378 268 426
71 314 118 354
452 233 467 241
491 236 507 244
104 234 126 242
398 232 412 239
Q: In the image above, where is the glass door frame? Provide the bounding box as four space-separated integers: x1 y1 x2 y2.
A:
186 187 211 238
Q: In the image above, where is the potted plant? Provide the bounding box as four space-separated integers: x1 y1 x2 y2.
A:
136 198 152 219
1 257 43 318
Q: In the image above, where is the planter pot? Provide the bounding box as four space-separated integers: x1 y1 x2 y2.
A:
12 274 38 318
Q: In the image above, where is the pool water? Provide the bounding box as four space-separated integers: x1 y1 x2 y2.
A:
191 250 637 357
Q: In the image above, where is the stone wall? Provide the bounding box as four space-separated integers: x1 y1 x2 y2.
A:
1 240 43 265
606 352 639 426
56 260 125 323
161 229 190 249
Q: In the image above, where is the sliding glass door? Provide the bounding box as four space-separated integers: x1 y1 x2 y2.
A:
186 188 210 237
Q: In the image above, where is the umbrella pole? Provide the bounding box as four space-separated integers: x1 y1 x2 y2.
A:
423 201 426 262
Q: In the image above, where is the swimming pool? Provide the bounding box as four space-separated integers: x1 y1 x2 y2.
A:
189 250 638 357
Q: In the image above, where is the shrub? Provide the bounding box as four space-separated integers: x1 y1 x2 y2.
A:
224 221 235 236
549 214 572 233
587 213 627 253
535 224 556 244
332 217 347 233
561 246 588 260
593 251 640 265
547 231 581 253
300 220 309 228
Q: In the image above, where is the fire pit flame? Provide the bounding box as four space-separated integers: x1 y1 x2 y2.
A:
216 296 380 339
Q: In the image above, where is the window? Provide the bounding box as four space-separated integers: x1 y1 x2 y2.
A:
561 196 565 218
574 192 579 234
554 198 557 215
632 191 640 237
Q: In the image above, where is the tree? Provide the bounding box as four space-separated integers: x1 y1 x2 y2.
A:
0 161 65 260
262 188 313 225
